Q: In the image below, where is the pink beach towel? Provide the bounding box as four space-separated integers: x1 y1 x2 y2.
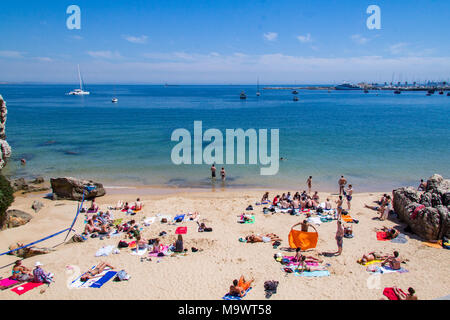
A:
282 256 319 266
175 227 187 234
0 278 19 290
11 282 43 295
149 245 169 257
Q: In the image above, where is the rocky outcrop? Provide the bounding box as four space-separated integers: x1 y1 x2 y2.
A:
0 95 11 169
393 174 450 241
10 177 50 194
50 177 106 201
1 209 33 229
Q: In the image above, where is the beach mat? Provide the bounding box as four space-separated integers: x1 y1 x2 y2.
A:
90 271 117 288
149 245 169 257
222 287 252 300
391 233 408 244
11 282 43 295
342 216 353 223
294 270 330 277
359 259 383 266
70 266 98 288
367 265 409 274
288 230 318 250
175 226 187 234
383 287 406 300
239 215 255 224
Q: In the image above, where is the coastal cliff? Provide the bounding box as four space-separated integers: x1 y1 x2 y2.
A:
0 95 11 169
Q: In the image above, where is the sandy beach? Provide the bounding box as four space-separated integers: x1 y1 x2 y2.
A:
0 186 449 300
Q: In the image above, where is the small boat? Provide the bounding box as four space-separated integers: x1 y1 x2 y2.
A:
112 98 118 103
439 91 444 95
240 91 247 100
256 78 261 96
394 90 401 94
67 65 90 95
293 96 299 101
335 83 362 90
292 90 299 95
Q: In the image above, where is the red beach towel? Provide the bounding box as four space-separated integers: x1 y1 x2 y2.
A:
411 205 425 220
383 287 406 300
175 227 187 234
11 282 43 295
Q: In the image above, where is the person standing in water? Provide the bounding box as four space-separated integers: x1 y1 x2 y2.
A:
211 164 216 179
338 176 347 195
221 167 226 181
306 176 312 194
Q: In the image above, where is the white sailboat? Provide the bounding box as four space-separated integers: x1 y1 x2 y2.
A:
256 77 261 96
67 65 90 95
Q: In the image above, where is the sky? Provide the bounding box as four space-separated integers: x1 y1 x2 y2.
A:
0 0 449 84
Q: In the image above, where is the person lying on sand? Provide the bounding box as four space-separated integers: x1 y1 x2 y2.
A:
357 252 391 264
229 276 254 297
244 233 282 243
382 251 402 270
11 260 33 281
80 262 114 282
187 211 199 220
239 213 253 222
393 287 417 300
376 226 399 239
296 256 328 273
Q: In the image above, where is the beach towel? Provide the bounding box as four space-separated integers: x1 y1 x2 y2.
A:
383 287 406 300
376 232 389 241
281 256 319 267
70 266 98 288
0 278 20 290
360 259 383 266
11 282 44 295
90 271 117 288
307 217 322 225
423 240 443 249
391 233 408 244
342 215 353 223
288 228 318 250
157 214 173 222
222 287 252 300
294 270 330 277
175 226 187 234
113 218 123 226
367 265 408 274
174 214 185 222
95 245 115 257
239 215 255 224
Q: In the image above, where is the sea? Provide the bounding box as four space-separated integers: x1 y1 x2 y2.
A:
1 84 449 192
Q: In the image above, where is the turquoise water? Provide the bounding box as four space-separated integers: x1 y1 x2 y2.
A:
1 84 449 192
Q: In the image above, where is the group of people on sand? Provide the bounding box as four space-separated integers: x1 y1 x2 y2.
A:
83 209 114 236
11 260 53 285
364 194 393 221
114 198 144 215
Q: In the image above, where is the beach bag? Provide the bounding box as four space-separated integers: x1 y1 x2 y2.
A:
114 270 130 281
161 218 167 223
342 210 349 215
264 280 279 292
204 227 213 232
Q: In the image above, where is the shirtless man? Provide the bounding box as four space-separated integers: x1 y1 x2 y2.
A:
229 276 254 297
336 196 343 220
382 251 401 270
220 167 226 181
338 176 347 195
325 198 332 210
346 185 353 210
80 262 114 282
211 164 216 179
292 220 317 233
335 220 344 256
306 176 312 194
261 192 269 202
134 198 143 211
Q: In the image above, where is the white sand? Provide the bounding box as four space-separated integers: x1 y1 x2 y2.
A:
0 188 449 300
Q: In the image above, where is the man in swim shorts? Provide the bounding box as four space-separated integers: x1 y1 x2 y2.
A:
338 176 347 195
229 276 254 297
335 220 344 256
211 164 216 179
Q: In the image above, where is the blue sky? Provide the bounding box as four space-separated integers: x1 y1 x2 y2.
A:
0 0 449 84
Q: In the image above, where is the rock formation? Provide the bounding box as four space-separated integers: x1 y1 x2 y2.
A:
50 177 106 200
0 95 11 169
393 174 450 241
1 209 33 230
11 177 50 194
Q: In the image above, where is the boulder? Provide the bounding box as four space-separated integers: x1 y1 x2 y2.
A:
393 174 450 241
1 209 33 229
50 177 106 201
31 200 44 213
30 176 45 184
11 177 28 191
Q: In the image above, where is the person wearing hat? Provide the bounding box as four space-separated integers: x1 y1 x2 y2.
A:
33 261 52 284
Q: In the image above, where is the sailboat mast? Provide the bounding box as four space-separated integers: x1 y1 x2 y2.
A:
78 64 83 90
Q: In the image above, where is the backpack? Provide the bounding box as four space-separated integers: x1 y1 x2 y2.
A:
118 240 128 248
114 270 130 281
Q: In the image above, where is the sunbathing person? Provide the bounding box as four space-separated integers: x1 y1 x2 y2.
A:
312 191 320 202
293 248 323 263
135 235 147 250
245 233 282 243
11 260 33 281
229 276 254 297
393 287 417 300
382 251 402 270
357 252 390 264
239 213 253 222
187 211 199 220
173 235 184 253
134 198 143 211
376 226 400 239
150 238 163 253
80 262 114 282
296 256 328 273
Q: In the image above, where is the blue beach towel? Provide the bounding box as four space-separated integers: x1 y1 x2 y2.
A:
294 270 330 277
174 214 185 222
391 233 408 244
90 271 117 288
222 287 252 300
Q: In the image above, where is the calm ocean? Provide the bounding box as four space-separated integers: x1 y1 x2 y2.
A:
1 84 449 192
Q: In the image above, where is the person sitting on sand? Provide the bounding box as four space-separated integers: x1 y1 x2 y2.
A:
245 233 282 243
292 198 300 210
261 192 269 202
325 198 332 210
84 215 102 234
32 262 53 284
357 252 390 264
89 199 99 212
296 256 328 273
11 260 33 281
173 235 184 253
135 235 147 250
312 191 320 203
272 195 280 206
80 262 114 282
382 251 401 270
229 276 254 297
115 200 124 210
134 198 143 211
150 238 164 253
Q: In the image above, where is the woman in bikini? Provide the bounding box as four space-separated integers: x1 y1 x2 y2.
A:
295 256 327 273
80 262 114 282
11 260 33 281
358 252 390 264
245 233 281 243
